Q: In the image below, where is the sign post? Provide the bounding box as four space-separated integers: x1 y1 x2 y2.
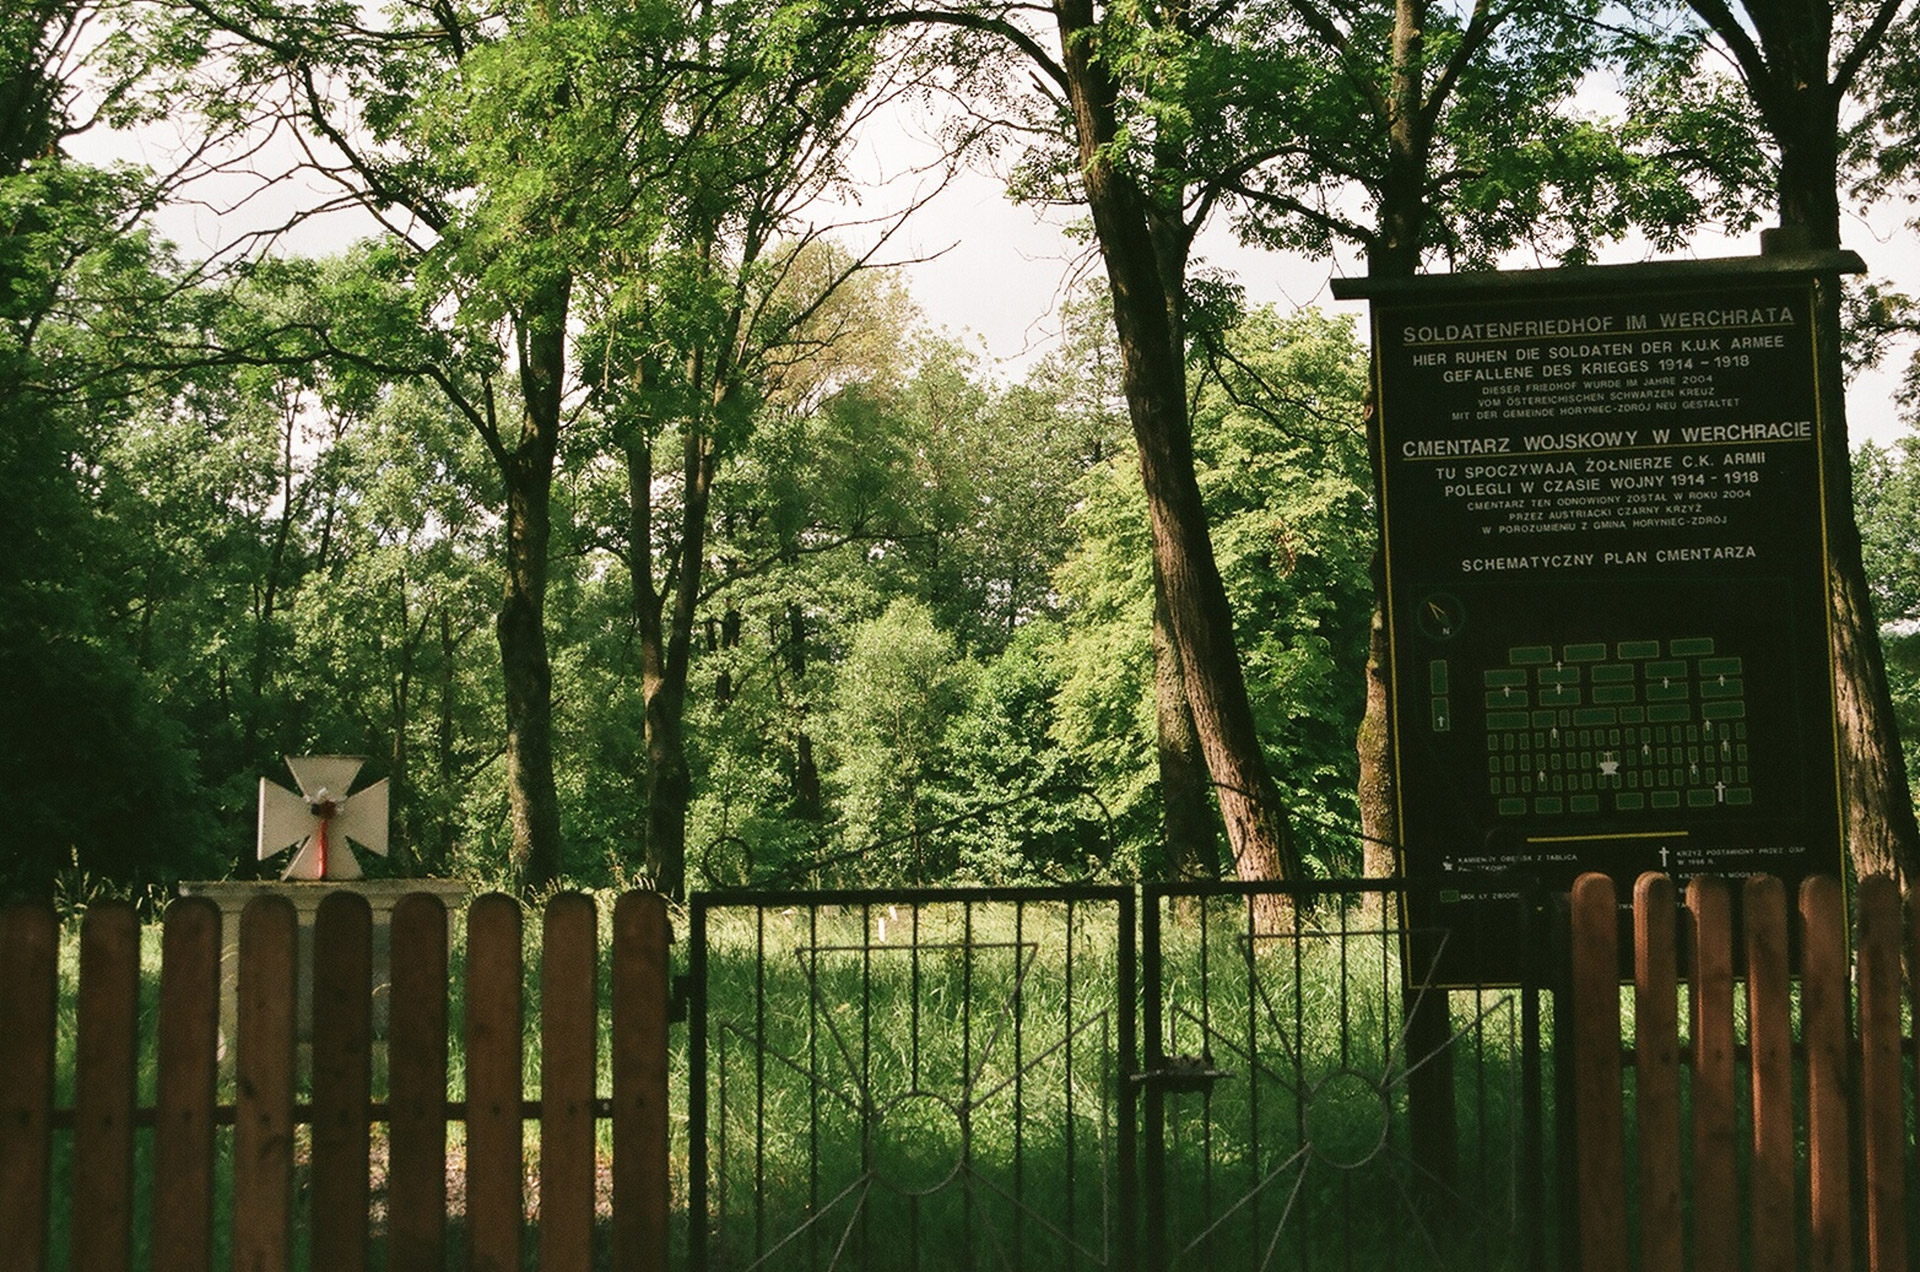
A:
1335 255 1854 983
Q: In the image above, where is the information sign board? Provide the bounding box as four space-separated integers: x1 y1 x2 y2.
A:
1339 260 1849 983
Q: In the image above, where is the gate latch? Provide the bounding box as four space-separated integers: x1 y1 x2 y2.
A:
1132 1054 1233 1094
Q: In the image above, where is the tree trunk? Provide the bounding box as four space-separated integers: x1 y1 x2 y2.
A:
785 601 824 822
499 277 569 890
434 608 458 873
1350 0 1432 890
628 421 716 900
1154 573 1219 879
1369 0 1451 1192
1357 557 1398 881
1053 0 1302 903
1808 266 1920 883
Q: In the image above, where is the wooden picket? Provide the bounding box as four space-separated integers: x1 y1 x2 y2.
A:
1630 873 1680 1272
386 891 450 1269
611 891 672 1270
1800 875 1850 1272
1569 874 1626 1272
1572 871 1917 1271
539 892 599 1270
233 894 297 1272
1682 878 1737 1272
1856 876 1909 1271
0 902 58 1272
0 889 673 1272
465 892 525 1272
70 903 141 1270
151 897 220 1272
310 892 373 1272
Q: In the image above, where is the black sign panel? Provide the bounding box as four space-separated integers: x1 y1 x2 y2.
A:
1361 267 1845 983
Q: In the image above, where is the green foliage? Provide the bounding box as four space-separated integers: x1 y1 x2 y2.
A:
1855 436 1920 628
824 598 975 882
1055 305 1374 876
1013 0 1649 269
1193 307 1375 869
1615 16 1776 245
938 624 1114 883
1 156 222 896
1854 433 1920 799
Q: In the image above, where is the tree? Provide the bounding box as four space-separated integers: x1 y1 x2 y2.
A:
1636 0 1920 880
162 0 887 888
1203 0 1635 882
0 117 223 893
1854 434 1920 806
872 0 1326 890
825 599 974 881
577 10 904 896
1054 305 1374 877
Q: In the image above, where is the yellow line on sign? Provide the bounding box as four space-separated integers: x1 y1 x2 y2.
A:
1525 830 1690 844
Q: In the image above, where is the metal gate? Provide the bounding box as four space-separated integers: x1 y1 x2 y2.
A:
689 882 1546 1271
1138 881 1546 1271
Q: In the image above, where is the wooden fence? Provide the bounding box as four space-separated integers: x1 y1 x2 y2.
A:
0 889 672 1272
1571 871 1916 1272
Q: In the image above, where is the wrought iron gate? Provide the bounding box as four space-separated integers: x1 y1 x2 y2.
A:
689 882 1546 1271
1138 881 1545 1271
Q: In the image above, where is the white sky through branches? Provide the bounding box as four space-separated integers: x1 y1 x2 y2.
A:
75 82 1919 451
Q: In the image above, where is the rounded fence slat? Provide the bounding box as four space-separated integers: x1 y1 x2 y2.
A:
0 903 58 1272
153 896 222 1272
1684 878 1737 1272
1570 872 1626 1272
1744 875 1794 1272
232 895 298 1272
613 891 671 1272
311 892 373 1272
1799 876 1850 1272
1856 875 1905 1272
1633 874 1682 1272
71 902 142 1272
464 894 524 1272
539 893 599 1272
387 891 450 1271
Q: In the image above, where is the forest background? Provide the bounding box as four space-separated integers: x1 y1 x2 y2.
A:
8 0 1920 907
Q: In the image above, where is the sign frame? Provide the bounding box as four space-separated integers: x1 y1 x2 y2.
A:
1334 254 1857 984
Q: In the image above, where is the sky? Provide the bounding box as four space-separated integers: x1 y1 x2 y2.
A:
85 79 1920 453
871 158 1920 452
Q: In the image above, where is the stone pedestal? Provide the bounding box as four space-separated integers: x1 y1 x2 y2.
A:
177 879 473 1066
